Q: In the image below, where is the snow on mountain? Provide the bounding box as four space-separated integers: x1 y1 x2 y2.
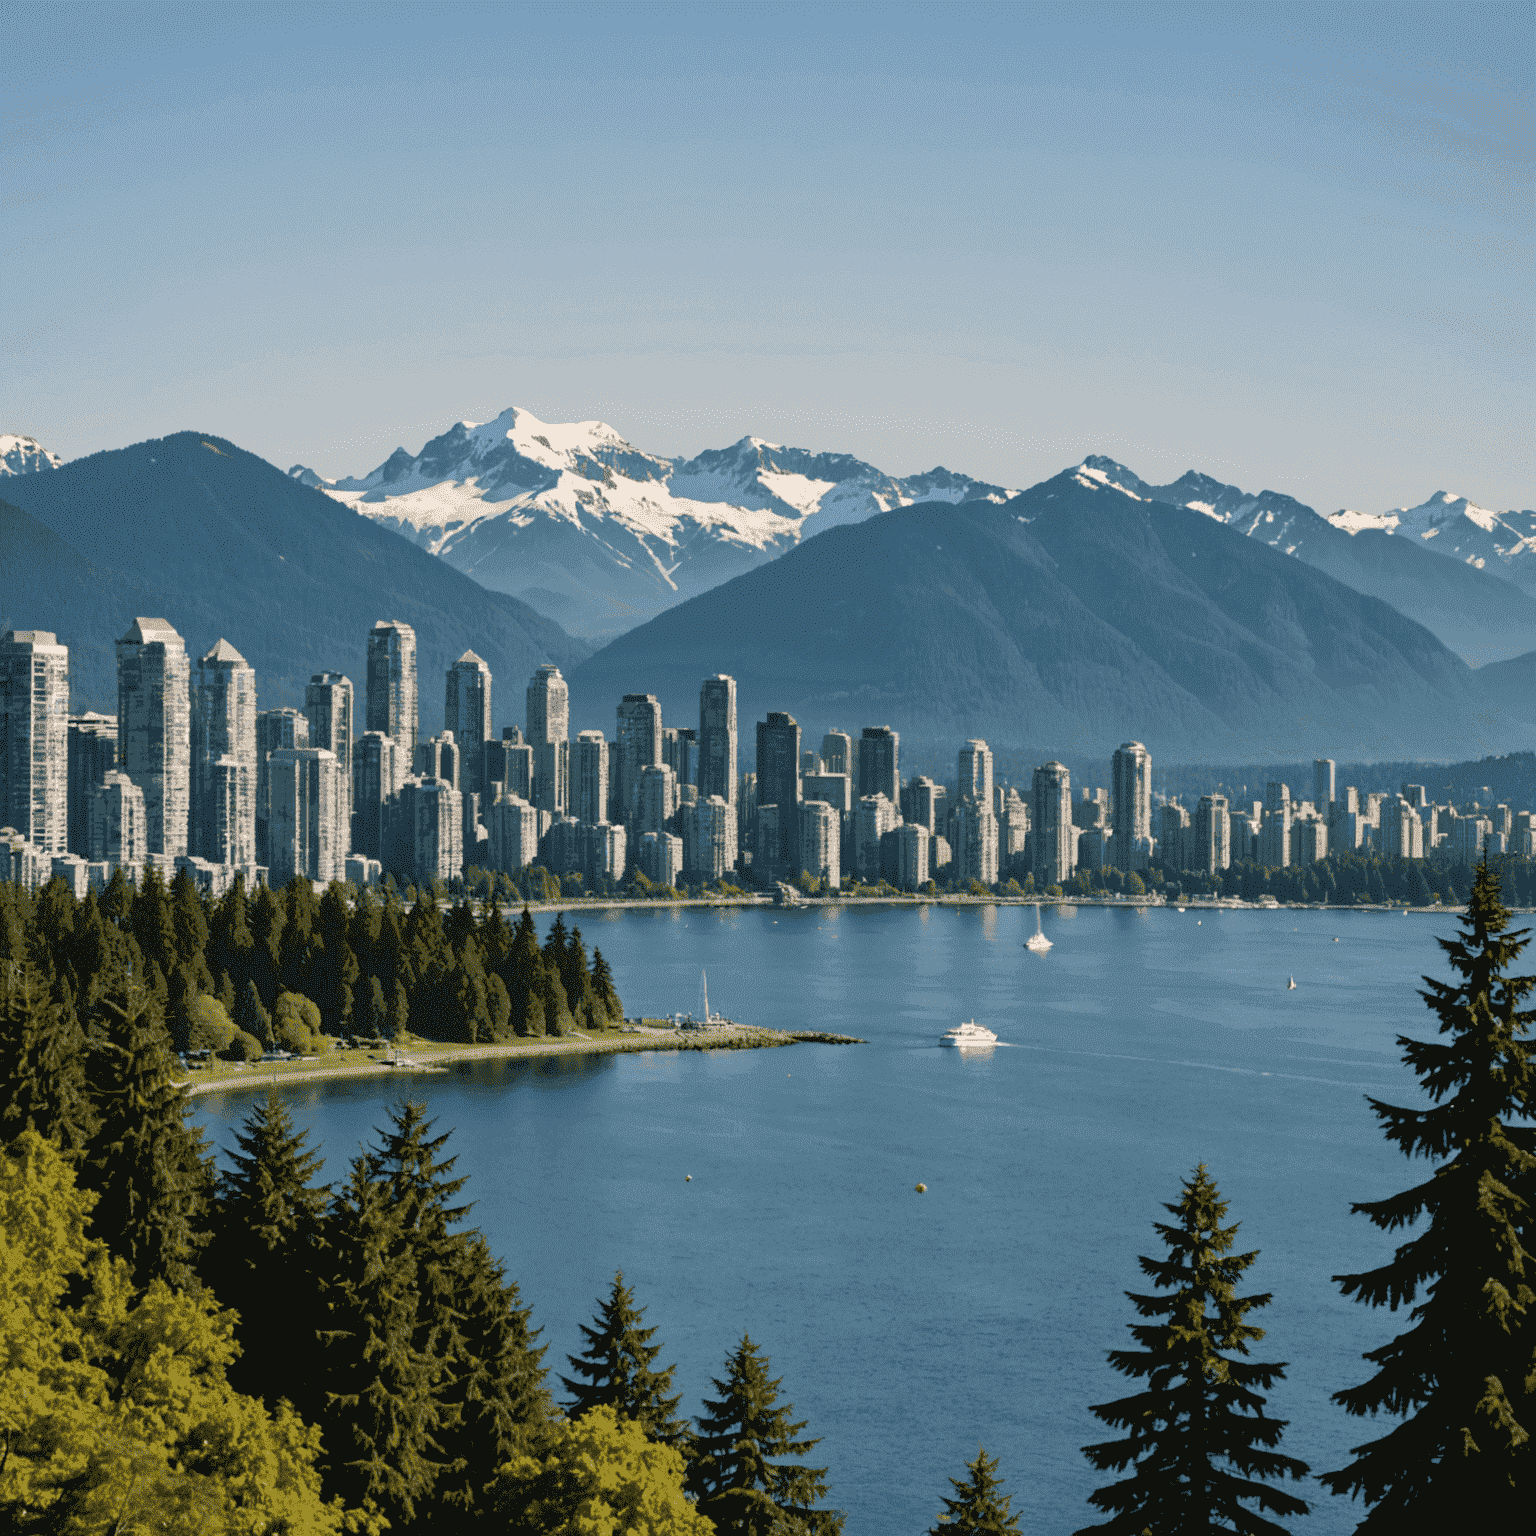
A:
293 407 1013 636
1326 491 1536 592
0 434 62 476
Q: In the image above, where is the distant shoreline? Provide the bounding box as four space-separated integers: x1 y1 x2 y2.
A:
514 895 1514 916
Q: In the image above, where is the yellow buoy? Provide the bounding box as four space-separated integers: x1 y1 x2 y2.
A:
915 1183 927 1193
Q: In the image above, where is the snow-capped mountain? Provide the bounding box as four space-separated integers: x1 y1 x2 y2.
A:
1328 492 1536 594
291 407 1013 637
0 434 62 476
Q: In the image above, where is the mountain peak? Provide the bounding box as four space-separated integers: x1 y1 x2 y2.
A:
1 434 62 476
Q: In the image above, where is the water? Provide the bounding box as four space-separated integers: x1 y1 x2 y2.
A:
192 902 1448 1533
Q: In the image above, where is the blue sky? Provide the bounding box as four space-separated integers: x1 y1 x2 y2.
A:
5 1 1530 512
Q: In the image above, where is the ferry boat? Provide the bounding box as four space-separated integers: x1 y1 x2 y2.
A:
940 1020 998 1048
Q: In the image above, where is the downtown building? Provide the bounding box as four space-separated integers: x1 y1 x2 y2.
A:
67 712 117 857
445 650 492 794
191 639 257 867
116 618 191 859
306 672 355 847
367 620 418 752
0 629 70 856
1032 761 1074 888
268 747 345 886
699 675 738 810
526 665 570 815
1111 741 1153 870
256 707 307 867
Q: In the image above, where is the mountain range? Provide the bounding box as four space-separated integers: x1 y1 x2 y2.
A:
571 465 1536 761
1 434 62 477
0 433 587 723
288 407 1014 639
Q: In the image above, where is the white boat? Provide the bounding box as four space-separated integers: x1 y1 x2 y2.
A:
1025 903 1053 953
940 1020 998 1048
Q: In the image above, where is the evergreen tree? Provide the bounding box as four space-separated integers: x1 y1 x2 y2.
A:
168 866 214 988
236 977 274 1048
390 976 412 1041
79 982 212 1289
130 864 179 980
1323 860 1534 1524
561 1271 686 1442
590 946 623 1024
248 878 286 1004
929 1446 1022 1535
205 1090 330 1409
689 1333 843 1534
361 973 389 1039
500 907 545 1036
1075 1164 1309 1536
0 956 93 1152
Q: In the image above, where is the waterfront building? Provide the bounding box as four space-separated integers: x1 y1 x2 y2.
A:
575 731 610 826
394 776 463 885
1077 826 1109 871
1259 796 1293 868
305 672 354 845
617 694 664 824
366 620 418 752
802 772 853 814
1314 758 1336 813
1111 742 1152 870
953 798 999 886
415 731 461 791
87 769 147 870
755 804 784 880
698 675 738 809
116 618 191 858
1291 812 1329 865
797 799 839 888
694 794 738 881
526 665 570 815
487 793 539 874
756 713 802 874
1193 794 1231 874
999 787 1030 875
858 727 899 804
1072 791 1107 830
1377 799 1422 861
1032 760 1074 887
192 641 257 866
892 821 929 891
820 730 852 777
585 820 627 886
957 740 994 809
737 772 757 851
640 830 684 887
0 630 70 855
541 815 585 877
352 731 402 861
255 707 307 867
636 762 679 836
856 793 900 882
903 775 940 833
485 727 534 803
666 725 701 788
67 713 117 856
444 650 492 791
268 747 344 886
1157 800 1190 872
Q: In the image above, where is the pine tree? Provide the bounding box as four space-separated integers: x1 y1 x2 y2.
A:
590 946 623 1025
501 907 545 1036
0 956 93 1153
1075 1165 1309 1536
689 1332 843 1534
929 1446 1022 1535
561 1271 686 1443
204 1090 330 1409
79 981 212 1289
1323 859 1534 1523
236 977 274 1049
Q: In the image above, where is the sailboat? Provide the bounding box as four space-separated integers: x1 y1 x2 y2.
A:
1287 976 1297 990
700 969 713 1025
1025 903 1053 953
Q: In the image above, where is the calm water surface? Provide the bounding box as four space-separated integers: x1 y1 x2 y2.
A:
193 903 1448 1534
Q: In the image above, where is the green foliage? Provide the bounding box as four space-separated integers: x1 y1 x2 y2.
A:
688 1333 843 1535
185 993 236 1053
562 1271 687 1444
1324 860 1535 1524
0 956 93 1153
235 978 273 1048
1076 1164 1308 1535
274 990 326 1055
218 1029 263 1063
495 1405 714 1534
928 1446 1022 1534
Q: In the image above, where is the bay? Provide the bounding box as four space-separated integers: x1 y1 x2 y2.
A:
192 902 1443 1533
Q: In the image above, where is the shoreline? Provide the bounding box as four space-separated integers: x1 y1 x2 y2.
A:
182 1025 862 1099
520 895 1519 916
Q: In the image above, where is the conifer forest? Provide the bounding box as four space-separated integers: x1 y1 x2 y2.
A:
0 864 1530 1533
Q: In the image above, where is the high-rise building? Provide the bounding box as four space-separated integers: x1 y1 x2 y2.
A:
255 707 307 867
1259 799 1293 868
694 794 738 881
855 793 899 881
1031 761 1074 887
1377 799 1422 861
1313 758 1336 813
526 665 570 815
756 712 801 874
893 822 929 891
1 630 70 855
858 727 899 803
67 713 118 857
394 776 463 885
445 650 493 790
636 762 678 836
903 776 941 834
575 731 609 825
953 799 999 886
188 639 257 867
366 620 418 751
87 769 147 869
1291 812 1330 865
957 740 994 808
999 788 1030 875
1111 741 1153 871
116 618 191 858
585 821 627 886
664 725 700 788
820 731 852 777
487 793 539 874
267 747 344 885
414 731 460 790
797 799 840 889
485 727 534 803
1158 800 1191 871
1193 794 1231 875
305 672 354 850
352 730 401 860
617 694 664 823
802 773 852 814
640 830 685 887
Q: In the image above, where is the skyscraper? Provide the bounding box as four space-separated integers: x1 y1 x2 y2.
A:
414 731 460 789
485 727 534 803
575 731 610 825
755 712 801 875
1111 741 1153 870
267 746 344 885
858 727 899 804
820 731 852 777
699 675 738 809
256 707 308 867
636 763 679 836
694 794 738 881
797 799 839 888
306 672 354 850
190 639 257 866
855 793 899 881
526 665 570 815
954 799 999 886
394 777 463 885
116 618 191 858
352 730 401 860
445 650 493 790
617 694 663 824
0 630 69 855
957 740 994 808
67 713 117 857
1193 794 1231 875
1313 758 1336 814
366 620 418 751
87 770 147 869
1031 761 1074 887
